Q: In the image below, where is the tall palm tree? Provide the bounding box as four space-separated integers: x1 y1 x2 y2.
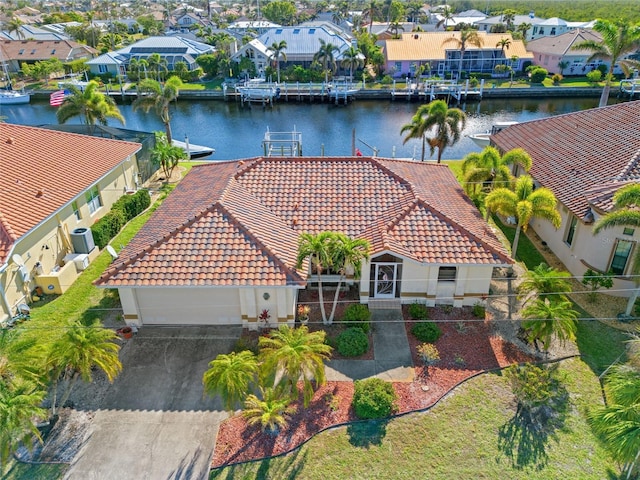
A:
588 364 640 479
436 6 454 31
557 60 569 75
518 263 572 305
151 132 188 178
133 76 183 144
441 27 483 78
259 325 332 407
146 53 169 81
243 386 296 435
521 298 578 351
388 21 404 39
296 231 339 324
327 234 370 323
0 331 40 386
45 320 122 415
362 0 382 33
485 175 561 257
501 10 516 31
340 45 364 83
517 22 532 40
313 39 338 84
6 17 25 39
401 100 466 163
202 350 259 411
593 183 640 316
496 37 511 53
572 19 640 107
461 146 532 198
56 80 125 127
269 40 287 83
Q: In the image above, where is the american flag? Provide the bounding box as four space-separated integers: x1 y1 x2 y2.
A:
49 89 69 107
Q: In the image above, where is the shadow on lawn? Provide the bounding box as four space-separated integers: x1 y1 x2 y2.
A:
347 419 389 448
210 447 308 480
497 380 570 471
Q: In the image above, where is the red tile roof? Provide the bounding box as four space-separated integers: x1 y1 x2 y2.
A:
0 124 141 263
97 157 511 288
491 100 640 218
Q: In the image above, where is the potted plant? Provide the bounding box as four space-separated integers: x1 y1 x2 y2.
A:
297 304 310 325
258 309 271 332
117 326 133 339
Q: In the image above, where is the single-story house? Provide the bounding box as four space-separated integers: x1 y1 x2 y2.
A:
0 124 141 324
383 32 532 78
86 36 215 77
0 39 96 73
491 100 640 297
96 157 512 327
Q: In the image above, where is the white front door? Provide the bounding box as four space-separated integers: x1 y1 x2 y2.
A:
374 263 397 298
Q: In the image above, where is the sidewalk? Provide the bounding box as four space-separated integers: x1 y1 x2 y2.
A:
326 308 414 382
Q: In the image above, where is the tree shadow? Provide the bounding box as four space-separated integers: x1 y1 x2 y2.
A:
347 419 389 448
497 382 570 471
79 288 121 326
210 447 308 480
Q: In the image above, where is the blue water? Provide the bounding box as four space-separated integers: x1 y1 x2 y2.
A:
1 96 610 160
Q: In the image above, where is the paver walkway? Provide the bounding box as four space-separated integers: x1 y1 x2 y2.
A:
326 307 414 381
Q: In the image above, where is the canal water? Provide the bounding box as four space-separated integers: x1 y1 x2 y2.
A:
1 96 618 160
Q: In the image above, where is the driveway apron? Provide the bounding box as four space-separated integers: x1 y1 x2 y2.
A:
65 326 240 480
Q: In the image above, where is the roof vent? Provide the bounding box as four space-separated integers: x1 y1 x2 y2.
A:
583 209 594 224
36 189 44 197
6 137 14 144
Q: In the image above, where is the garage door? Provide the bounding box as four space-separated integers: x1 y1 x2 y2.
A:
136 288 242 325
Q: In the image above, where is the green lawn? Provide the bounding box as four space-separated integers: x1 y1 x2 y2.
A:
210 358 616 479
1 462 67 480
491 215 546 270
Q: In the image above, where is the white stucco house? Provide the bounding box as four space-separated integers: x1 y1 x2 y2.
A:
96 157 512 327
491 100 640 298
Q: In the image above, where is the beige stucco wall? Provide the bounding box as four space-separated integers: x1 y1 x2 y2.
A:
0 158 138 323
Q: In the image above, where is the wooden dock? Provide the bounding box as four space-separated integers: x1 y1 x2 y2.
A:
391 79 484 102
226 80 359 105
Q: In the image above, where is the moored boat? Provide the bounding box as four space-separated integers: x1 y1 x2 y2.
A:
468 121 519 148
172 139 215 159
0 89 30 105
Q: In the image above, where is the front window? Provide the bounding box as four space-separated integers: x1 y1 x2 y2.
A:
99 64 107 73
565 215 578 246
610 239 634 275
86 186 102 214
438 266 457 282
72 200 81 221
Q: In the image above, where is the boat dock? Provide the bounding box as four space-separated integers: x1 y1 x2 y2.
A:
391 79 484 102
227 80 360 105
262 128 303 156
620 79 640 98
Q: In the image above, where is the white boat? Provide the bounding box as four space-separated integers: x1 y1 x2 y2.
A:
0 89 30 105
468 121 519 148
172 139 215 159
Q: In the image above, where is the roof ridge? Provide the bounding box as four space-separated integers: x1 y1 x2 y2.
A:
615 149 640 181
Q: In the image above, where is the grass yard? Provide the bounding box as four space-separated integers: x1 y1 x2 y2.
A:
1 462 67 480
210 358 615 480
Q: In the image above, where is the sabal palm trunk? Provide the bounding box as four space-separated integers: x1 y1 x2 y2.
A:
58 371 80 412
421 136 426 162
328 275 345 324
599 73 613 108
512 224 522 258
50 378 59 416
317 272 328 324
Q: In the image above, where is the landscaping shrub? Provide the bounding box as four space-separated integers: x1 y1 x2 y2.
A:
342 303 371 333
112 190 151 222
352 378 397 419
417 343 440 366
411 321 442 343
408 302 428 320
91 209 126 249
472 302 486 319
336 327 369 357
586 69 602 84
551 73 563 85
380 75 393 84
528 66 548 83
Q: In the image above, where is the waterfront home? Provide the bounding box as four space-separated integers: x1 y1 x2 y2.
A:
96 157 512 327
0 24 69 41
383 32 532 79
491 101 640 298
0 39 96 73
0 124 141 325
86 36 214 77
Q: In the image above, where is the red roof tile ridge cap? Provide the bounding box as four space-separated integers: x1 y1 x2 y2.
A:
381 196 421 232
0 212 18 242
232 156 264 179
615 149 640 182
367 158 416 193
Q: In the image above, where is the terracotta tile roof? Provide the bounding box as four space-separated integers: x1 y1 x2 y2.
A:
97 157 511 288
1 39 96 63
0 124 141 263
491 100 640 219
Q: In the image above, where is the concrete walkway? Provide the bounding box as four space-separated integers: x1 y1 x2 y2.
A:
326 308 414 382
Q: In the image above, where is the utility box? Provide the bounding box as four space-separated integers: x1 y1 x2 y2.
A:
64 253 89 272
70 227 95 254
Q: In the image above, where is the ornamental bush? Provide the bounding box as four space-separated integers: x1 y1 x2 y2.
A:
408 302 428 320
342 303 371 333
112 190 151 222
352 378 397 419
337 327 369 357
91 209 126 249
411 321 442 343
417 343 440 366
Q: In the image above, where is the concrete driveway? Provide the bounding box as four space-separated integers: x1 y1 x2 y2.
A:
65 326 241 480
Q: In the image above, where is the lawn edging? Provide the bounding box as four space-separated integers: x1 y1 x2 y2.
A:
210 354 581 472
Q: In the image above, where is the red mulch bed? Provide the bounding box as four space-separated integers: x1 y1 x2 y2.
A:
212 304 535 469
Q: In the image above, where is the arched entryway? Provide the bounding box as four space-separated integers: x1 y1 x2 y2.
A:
369 254 403 298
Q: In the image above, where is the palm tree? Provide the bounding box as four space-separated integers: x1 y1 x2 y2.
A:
496 37 511 53
258 325 332 407
436 6 454 31
401 100 466 163
588 364 640 478
243 386 296 435
56 80 125 127
340 46 364 83
133 76 183 144
521 298 578 351
593 183 640 316
146 53 169 81
461 146 532 198
501 9 516 31
557 60 569 75
362 0 382 33
151 132 188 178
327 234 370 323
0 331 40 385
572 20 640 107
485 175 561 257
269 40 287 83
202 350 259 411
296 231 339 324
441 27 483 79
6 17 25 39
313 39 338 84
388 21 404 39
517 22 532 40
518 263 572 305
45 320 122 415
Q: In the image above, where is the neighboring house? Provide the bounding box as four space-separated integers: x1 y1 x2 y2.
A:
96 157 512 327
86 36 215 76
527 29 627 75
0 39 96 73
0 124 141 324
491 101 640 297
383 32 532 78
529 18 595 41
475 14 545 39
227 19 282 36
0 24 71 42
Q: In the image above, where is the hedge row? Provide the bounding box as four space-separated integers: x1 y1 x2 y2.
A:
91 190 150 249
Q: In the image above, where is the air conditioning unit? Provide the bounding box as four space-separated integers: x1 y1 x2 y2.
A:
70 227 95 254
